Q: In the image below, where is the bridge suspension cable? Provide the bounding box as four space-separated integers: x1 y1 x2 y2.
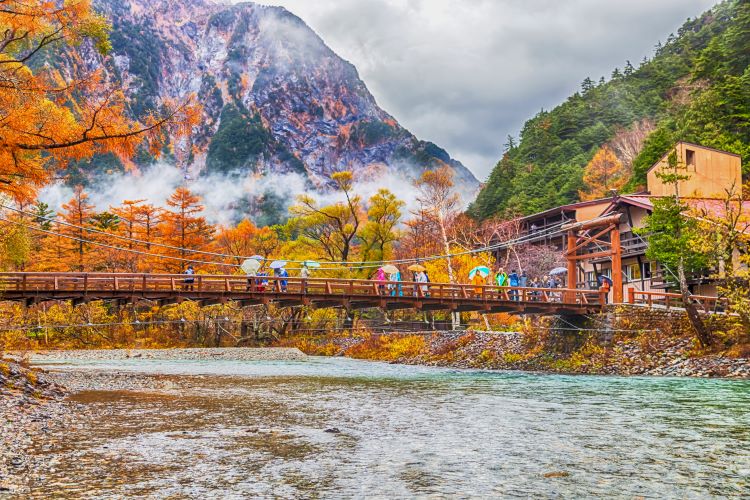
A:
0 203 564 270
0 205 569 270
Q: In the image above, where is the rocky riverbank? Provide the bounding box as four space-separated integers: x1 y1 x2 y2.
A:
0 359 69 496
277 329 750 379
12 347 307 363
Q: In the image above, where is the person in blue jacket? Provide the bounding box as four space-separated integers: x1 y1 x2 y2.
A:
508 269 519 301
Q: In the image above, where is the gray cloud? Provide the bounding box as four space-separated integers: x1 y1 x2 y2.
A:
251 0 717 179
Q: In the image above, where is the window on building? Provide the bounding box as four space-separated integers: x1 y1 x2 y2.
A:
626 263 642 282
686 149 696 170
642 262 652 279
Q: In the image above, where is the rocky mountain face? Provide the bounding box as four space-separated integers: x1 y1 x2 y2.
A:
78 0 477 196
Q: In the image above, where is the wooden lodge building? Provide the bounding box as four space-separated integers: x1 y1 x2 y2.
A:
498 142 747 301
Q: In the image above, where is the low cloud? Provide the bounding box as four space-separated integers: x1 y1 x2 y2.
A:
38 163 471 226
256 0 717 178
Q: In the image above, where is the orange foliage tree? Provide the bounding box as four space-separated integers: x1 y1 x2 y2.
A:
215 219 280 265
579 146 630 200
58 186 96 271
157 187 215 273
0 0 199 202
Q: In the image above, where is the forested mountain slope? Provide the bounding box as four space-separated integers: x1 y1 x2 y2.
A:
62 0 477 193
470 0 749 218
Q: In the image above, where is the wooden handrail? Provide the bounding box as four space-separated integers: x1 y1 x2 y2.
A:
0 272 650 310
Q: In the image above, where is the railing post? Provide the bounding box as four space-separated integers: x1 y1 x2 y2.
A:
628 287 635 304
665 295 670 310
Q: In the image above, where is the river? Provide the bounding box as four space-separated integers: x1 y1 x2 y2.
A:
28 357 750 498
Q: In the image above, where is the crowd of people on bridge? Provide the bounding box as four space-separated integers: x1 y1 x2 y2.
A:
183 261 566 302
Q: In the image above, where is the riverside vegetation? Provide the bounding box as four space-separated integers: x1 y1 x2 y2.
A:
0 0 749 376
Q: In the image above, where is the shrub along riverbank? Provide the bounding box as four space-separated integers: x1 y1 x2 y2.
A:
274 310 750 379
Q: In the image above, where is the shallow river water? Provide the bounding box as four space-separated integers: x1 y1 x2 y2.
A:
29 357 750 498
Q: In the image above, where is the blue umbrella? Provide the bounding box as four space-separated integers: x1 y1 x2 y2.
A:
249 255 265 261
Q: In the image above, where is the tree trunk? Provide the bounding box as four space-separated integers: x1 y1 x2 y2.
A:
438 213 460 330
678 257 712 347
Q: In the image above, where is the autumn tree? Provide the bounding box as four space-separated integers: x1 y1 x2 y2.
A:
415 166 461 328
288 171 362 263
0 0 199 202
579 146 630 200
360 189 404 263
691 185 750 332
0 215 31 270
158 187 214 273
215 219 280 265
59 186 97 271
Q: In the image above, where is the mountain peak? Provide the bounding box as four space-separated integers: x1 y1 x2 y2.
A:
83 0 477 213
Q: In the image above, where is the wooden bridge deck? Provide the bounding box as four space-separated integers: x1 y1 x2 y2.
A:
0 273 606 315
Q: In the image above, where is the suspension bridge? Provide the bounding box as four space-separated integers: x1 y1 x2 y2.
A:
0 272 609 315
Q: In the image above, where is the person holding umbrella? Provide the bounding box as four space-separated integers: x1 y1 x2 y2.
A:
270 261 288 292
469 266 490 298
381 265 401 296
241 257 262 291
375 267 387 295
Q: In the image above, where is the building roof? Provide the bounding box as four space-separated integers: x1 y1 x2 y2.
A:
520 197 614 223
600 195 750 233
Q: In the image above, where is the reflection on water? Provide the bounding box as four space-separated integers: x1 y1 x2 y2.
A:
29 357 750 497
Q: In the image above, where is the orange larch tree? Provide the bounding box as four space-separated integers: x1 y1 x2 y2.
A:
579 146 630 200
59 186 97 271
158 187 215 274
214 219 280 265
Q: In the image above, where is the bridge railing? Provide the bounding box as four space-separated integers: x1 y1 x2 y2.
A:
627 288 728 312
0 272 603 307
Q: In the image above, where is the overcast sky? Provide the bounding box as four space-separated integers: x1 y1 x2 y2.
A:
256 0 717 180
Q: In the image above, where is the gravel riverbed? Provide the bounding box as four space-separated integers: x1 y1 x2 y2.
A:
12 347 307 363
1 347 305 496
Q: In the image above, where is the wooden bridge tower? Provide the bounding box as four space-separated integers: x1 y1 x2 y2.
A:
562 214 624 303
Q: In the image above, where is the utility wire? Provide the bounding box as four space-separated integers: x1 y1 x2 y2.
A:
1 203 568 268
0 208 569 271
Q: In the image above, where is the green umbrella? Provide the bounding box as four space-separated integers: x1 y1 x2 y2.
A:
304 260 321 268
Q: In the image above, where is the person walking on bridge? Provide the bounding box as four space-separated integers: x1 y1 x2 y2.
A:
389 270 403 297
416 270 429 297
471 271 486 298
508 269 519 301
375 267 387 295
495 267 508 287
183 265 195 291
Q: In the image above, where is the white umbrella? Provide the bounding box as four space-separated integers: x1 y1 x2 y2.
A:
549 267 568 275
241 259 261 274
270 260 287 269
304 260 321 268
